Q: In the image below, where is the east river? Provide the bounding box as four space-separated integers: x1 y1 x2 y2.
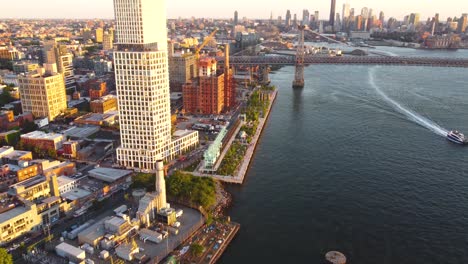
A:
220 47 468 264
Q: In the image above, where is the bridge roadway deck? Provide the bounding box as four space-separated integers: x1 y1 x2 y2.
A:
216 55 468 67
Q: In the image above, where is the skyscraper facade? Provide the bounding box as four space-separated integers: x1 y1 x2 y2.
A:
457 14 467 33
314 11 320 22
342 3 350 21
329 0 336 28
361 7 369 19
286 10 291 26
234 11 239 25
409 13 420 26
114 0 198 170
302 9 310 26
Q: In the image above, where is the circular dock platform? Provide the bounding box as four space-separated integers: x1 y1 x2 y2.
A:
325 251 347 264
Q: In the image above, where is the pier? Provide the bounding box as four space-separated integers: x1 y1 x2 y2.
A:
192 89 278 184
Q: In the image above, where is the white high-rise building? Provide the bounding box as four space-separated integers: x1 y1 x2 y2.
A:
114 0 198 171
361 7 369 19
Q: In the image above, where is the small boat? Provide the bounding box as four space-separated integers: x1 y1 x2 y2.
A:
447 130 466 145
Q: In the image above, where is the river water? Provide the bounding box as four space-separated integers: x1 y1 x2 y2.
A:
221 48 468 264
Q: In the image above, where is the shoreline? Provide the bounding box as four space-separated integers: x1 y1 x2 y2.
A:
233 89 278 184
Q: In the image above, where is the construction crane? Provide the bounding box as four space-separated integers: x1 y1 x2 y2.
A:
195 28 218 60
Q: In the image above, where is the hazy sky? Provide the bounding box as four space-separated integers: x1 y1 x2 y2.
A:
1 0 467 21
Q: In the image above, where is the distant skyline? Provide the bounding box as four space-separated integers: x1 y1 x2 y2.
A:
1 0 467 21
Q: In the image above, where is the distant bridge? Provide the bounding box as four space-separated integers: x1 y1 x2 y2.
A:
217 55 468 68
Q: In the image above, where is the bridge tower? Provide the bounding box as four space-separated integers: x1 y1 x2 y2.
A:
292 25 305 88
260 65 270 85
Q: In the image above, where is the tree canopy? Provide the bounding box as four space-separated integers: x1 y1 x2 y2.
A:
189 243 205 257
217 142 246 176
0 248 13 264
166 171 216 209
132 173 156 192
0 88 14 107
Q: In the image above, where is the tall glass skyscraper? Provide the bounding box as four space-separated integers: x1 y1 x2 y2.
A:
330 0 336 28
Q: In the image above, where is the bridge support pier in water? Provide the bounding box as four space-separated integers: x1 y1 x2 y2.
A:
260 65 270 85
293 25 305 88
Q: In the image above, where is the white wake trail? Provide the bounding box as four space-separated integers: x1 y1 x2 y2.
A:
368 67 448 137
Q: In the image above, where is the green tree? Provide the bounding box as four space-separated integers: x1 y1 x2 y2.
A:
2 131 20 146
0 88 13 107
21 120 38 133
189 243 205 257
47 149 58 159
0 248 13 264
166 171 216 209
132 173 156 192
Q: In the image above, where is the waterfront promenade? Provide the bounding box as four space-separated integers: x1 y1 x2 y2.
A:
192 89 278 184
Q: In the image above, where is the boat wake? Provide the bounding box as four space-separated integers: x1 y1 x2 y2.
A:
368 67 448 137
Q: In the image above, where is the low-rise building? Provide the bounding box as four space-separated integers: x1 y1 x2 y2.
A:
6 162 40 183
36 196 62 225
115 242 139 261
55 242 86 263
88 167 132 184
74 111 118 126
90 95 118 113
62 141 80 158
20 131 65 151
0 111 34 131
0 110 14 127
0 46 22 60
0 198 41 245
12 61 39 74
88 79 107 99
8 175 53 201
349 31 372 40
0 146 32 162
170 130 199 159
424 34 461 49
94 59 113 76
63 126 100 139
57 176 79 195
36 160 76 177
0 147 37 186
